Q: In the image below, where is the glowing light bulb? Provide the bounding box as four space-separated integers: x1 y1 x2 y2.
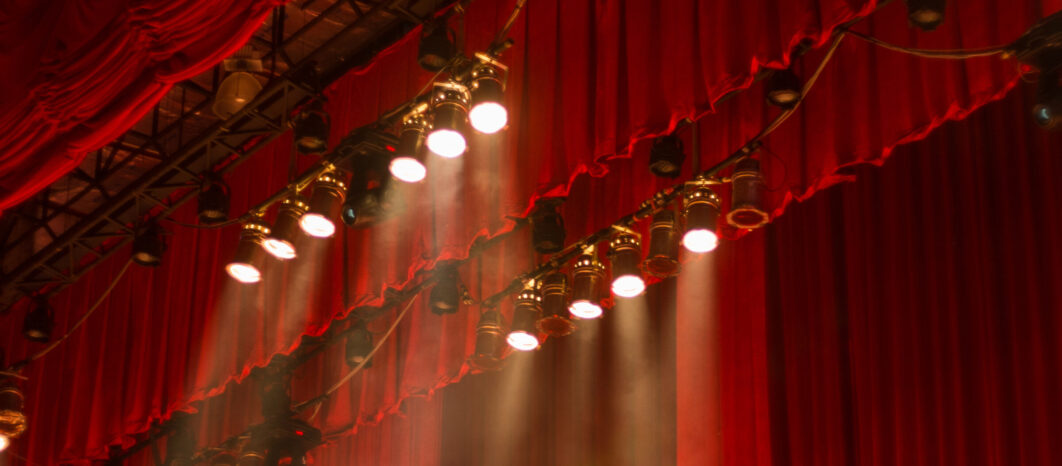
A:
569 300 603 319
389 157 427 183
226 263 261 284
299 213 335 238
469 102 507 134
682 229 718 253
426 129 466 158
611 275 645 297
262 238 296 260
506 331 539 351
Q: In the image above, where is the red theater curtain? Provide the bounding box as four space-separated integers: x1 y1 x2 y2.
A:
0 0 282 212
1 0 1058 463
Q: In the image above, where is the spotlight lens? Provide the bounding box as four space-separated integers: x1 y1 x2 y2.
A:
389 156 427 183
226 263 261 283
506 331 540 351
469 102 508 134
682 229 719 253
0 434 8 453
262 238 296 260
1034 105 1052 126
426 129 467 158
569 300 603 319
300 213 336 238
611 275 646 298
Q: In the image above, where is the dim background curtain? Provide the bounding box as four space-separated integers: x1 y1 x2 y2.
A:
0 0 1059 463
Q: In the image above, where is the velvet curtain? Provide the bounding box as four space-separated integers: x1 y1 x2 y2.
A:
0 0 1058 463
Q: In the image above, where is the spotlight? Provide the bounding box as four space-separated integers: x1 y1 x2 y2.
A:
468 64 508 134
609 231 646 298
0 383 27 453
341 165 391 228
389 114 430 183
530 198 566 254
507 281 542 351
418 22 456 72
263 196 309 260
345 324 373 368
569 246 606 319
132 221 165 266
227 219 270 284
537 272 575 337
197 175 230 224
469 310 506 371
300 172 346 238
213 58 264 119
765 68 802 109
426 82 469 158
293 102 330 154
430 266 461 315
648 135 685 178
727 157 770 229
906 0 945 31
22 298 52 343
1034 70 1062 129
683 181 721 253
645 210 681 277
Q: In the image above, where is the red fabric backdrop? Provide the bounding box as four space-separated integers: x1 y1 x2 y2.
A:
0 0 281 212
0 0 1058 463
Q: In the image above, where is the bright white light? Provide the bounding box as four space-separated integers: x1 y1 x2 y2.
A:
569 300 603 319
426 129 466 158
262 238 296 260
506 331 540 351
389 156 427 183
469 102 508 134
682 229 719 253
226 263 261 283
0 434 8 452
611 275 646 298
300 213 336 238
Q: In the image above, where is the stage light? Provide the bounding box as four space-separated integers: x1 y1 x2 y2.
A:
300 172 346 238
213 58 263 119
22 299 52 343
537 272 575 337
1034 70 1062 129
132 221 165 267
468 64 507 134
227 219 270 284
430 266 461 315
418 23 455 72
263 196 309 260
765 68 802 109
609 231 645 298
0 383 27 453
197 175 230 224
727 157 770 229
683 182 721 253
507 282 542 351
389 114 430 183
645 210 681 277
569 247 606 319
426 82 469 158
345 324 373 368
470 310 506 371
649 134 685 178
530 198 566 254
906 0 945 31
293 102 331 154
210 452 238 466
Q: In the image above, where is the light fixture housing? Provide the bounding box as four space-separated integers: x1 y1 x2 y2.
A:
132 221 165 267
537 272 575 337
389 114 430 183
197 175 230 224
293 102 331 154
213 58 264 119
569 247 606 319
683 182 721 253
649 135 685 178
426 82 469 158
765 68 802 109
609 231 646 298
470 310 506 371
507 282 542 351
906 0 945 31
727 157 770 229
430 266 461 315
345 324 373 368
1034 70 1062 130
263 196 309 260
0 383 27 452
300 173 346 238
468 64 508 134
417 23 456 72
22 299 53 343
531 198 566 254
227 219 270 284
646 210 681 277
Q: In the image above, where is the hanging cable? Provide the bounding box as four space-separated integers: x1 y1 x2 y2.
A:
843 28 1008 59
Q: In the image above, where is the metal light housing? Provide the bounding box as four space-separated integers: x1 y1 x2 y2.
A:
300 173 346 238
507 282 542 351
646 210 681 277
426 82 469 158
470 310 506 371
609 231 645 298
765 69 802 109
263 196 309 260
569 247 606 319
727 157 769 229
537 272 575 337
683 182 721 253
468 64 508 134
227 219 270 284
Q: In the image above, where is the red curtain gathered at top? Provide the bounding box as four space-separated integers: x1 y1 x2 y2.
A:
0 0 1059 463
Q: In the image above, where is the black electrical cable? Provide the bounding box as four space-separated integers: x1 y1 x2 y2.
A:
843 28 1007 59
